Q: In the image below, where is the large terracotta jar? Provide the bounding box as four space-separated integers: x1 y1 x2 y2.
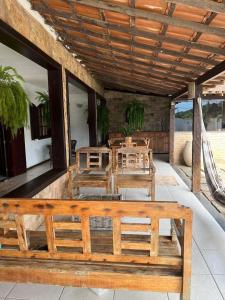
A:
183 141 192 167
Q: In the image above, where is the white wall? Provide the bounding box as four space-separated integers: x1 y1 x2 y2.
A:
24 82 51 168
69 83 89 149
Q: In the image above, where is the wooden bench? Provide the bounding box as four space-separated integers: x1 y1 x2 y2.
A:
67 147 112 197
0 198 192 300
115 147 156 200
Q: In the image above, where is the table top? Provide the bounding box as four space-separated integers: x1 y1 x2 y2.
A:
110 140 147 148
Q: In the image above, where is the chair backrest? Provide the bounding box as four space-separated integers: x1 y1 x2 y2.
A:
120 142 137 147
116 147 151 171
76 147 112 172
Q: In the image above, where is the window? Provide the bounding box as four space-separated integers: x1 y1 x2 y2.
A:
30 104 51 140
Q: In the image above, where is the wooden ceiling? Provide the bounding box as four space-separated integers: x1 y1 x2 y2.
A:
29 0 225 96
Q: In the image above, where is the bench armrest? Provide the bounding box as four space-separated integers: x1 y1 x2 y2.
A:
68 163 78 174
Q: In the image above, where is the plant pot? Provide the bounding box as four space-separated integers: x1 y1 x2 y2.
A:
183 141 192 167
125 136 132 144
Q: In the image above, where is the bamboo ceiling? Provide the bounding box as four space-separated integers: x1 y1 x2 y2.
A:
29 0 225 96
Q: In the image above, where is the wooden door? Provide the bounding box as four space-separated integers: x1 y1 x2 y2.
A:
4 128 27 177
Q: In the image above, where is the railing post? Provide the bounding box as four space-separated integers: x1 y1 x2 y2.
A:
169 102 175 165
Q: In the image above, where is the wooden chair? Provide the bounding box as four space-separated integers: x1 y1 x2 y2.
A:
114 147 156 200
68 147 112 197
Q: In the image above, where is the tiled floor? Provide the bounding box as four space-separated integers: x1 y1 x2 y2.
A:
1 157 225 300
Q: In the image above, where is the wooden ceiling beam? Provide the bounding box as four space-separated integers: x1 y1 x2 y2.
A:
88 66 179 91
88 63 182 89
69 40 201 80
94 73 177 94
60 33 208 72
32 2 225 56
165 0 225 14
73 47 194 83
60 25 218 66
71 0 225 37
79 54 186 86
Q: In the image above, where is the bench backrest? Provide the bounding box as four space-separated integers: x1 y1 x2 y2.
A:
76 147 112 172
0 199 192 267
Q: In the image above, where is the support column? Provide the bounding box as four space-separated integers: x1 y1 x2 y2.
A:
169 102 175 165
192 90 202 193
88 89 97 146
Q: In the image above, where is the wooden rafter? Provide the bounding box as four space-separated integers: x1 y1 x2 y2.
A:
165 0 225 14
72 0 225 37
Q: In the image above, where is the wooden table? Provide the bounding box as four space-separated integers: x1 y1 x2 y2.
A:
110 139 147 171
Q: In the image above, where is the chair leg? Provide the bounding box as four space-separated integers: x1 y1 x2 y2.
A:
180 291 190 300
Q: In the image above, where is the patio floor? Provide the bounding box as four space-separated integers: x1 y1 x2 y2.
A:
0 156 225 300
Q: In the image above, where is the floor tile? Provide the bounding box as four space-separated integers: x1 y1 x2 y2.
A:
201 250 225 274
214 275 225 298
8 283 63 300
114 290 168 300
168 275 223 300
192 243 210 275
60 287 114 300
0 282 15 298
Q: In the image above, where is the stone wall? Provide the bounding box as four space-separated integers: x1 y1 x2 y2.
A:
104 91 170 133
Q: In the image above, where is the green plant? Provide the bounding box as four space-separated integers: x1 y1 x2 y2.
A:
97 103 109 141
121 124 134 137
35 91 50 127
0 65 29 136
126 100 144 131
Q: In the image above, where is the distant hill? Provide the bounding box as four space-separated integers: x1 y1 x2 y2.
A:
175 102 222 119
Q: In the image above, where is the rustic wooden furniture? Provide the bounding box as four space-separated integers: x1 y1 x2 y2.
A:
115 147 156 200
109 132 169 154
110 139 147 171
68 147 112 197
0 198 192 300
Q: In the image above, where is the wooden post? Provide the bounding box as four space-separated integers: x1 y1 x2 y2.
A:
192 88 202 193
169 102 175 165
88 89 98 146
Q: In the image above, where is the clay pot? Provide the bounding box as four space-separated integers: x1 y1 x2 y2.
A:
125 136 132 144
183 141 192 167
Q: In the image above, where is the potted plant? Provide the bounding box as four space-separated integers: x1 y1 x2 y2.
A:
125 100 144 131
0 65 29 136
121 124 134 143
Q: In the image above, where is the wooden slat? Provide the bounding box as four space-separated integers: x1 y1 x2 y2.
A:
0 200 192 219
53 222 82 230
54 239 84 248
15 216 28 251
151 218 159 257
73 0 225 37
121 223 150 232
0 237 18 246
0 249 182 265
0 220 16 229
113 217 121 255
121 241 151 251
45 216 56 252
166 0 225 14
81 216 91 253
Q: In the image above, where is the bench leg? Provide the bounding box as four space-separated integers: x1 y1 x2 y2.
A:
180 291 190 300
77 187 80 195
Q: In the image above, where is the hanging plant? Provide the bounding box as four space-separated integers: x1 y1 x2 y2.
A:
125 100 144 131
97 103 109 141
0 65 29 136
35 91 51 128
